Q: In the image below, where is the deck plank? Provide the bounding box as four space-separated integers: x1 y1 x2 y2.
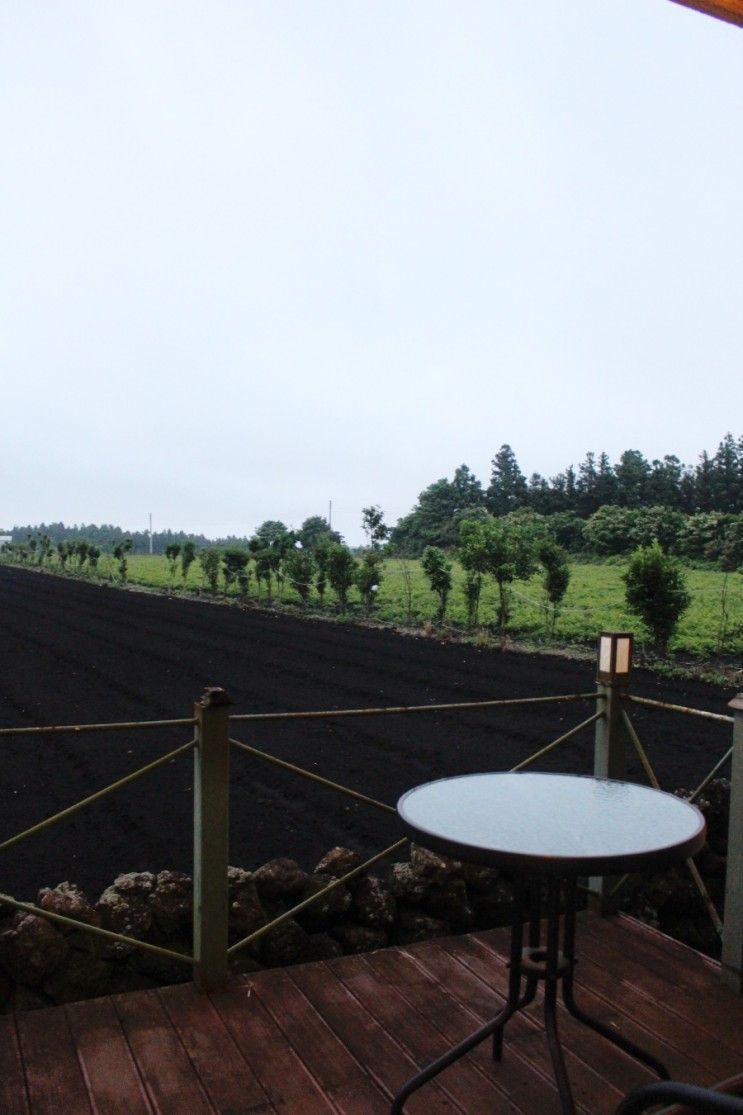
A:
157 982 276 1114
487 930 720 1088
0 1015 30 1115
465 930 717 1085
580 909 740 1039
407 935 626 1115
251 965 389 1114
290 955 465 1114
553 941 730 1080
14 1006 91 1115
474 918 743 1086
112 990 215 1115
575 916 743 1054
208 977 338 1113
64 996 153 1115
4 913 743 1115
327 949 514 1114
362 944 556 1113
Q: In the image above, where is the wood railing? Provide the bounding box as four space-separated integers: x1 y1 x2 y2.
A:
1 656 740 994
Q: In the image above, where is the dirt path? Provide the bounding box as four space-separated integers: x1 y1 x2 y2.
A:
0 566 736 901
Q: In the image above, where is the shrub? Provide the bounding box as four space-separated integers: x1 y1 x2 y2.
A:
421 546 452 622
458 516 536 633
181 541 196 583
677 512 726 563
327 544 356 609
629 506 686 553
545 511 586 553
222 547 250 593
198 548 221 594
583 505 639 556
287 548 315 604
165 543 181 580
720 517 743 571
356 551 383 611
253 549 274 599
112 539 132 583
622 542 691 655
538 541 571 635
315 541 330 605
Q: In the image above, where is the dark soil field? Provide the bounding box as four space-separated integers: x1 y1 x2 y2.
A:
0 566 736 903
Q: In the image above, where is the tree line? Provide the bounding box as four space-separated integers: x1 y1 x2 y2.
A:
4 522 214 555
390 435 743 567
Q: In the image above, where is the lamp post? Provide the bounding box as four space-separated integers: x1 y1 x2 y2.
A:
597 632 633 685
595 631 633 782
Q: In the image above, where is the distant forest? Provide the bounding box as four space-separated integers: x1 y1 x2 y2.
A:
389 434 743 562
4 523 249 556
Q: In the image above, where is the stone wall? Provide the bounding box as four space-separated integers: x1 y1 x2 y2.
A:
0 780 730 1013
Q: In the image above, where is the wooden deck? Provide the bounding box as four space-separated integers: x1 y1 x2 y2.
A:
2 912 742 1114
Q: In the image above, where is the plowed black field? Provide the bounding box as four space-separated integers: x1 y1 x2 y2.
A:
0 566 734 901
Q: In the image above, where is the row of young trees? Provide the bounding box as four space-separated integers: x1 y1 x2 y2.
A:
2 505 701 656
415 517 571 636
3 510 391 614
2 507 575 638
182 510 389 609
391 436 743 561
418 515 693 656
1 536 136 582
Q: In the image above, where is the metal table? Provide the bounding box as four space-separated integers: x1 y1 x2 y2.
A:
392 771 706 1114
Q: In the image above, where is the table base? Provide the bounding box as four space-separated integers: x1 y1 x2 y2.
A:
391 876 670 1115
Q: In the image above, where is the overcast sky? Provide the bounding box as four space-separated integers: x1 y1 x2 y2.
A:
2 2 741 546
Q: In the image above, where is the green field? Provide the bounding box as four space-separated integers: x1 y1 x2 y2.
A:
105 553 743 660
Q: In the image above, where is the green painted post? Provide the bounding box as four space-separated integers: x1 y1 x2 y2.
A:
589 634 632 911
721 694 743 993
593 680 627 782
193 686 232 992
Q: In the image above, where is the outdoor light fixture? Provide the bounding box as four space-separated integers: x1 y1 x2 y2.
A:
597 632 633 684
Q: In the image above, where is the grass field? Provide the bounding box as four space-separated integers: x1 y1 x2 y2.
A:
100 553 743 660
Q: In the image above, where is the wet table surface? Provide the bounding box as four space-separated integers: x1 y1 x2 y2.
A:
397 771 706 875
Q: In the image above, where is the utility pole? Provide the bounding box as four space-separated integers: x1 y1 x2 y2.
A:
328 500 332 530
148 513 153 555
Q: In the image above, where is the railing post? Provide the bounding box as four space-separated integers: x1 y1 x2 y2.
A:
721 694 743 993
590 633 633 911
193 686 232 992
593 679 627 782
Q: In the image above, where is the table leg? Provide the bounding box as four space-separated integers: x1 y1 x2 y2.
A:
560 876 670 1081
544 877 576 1114
494 875 541 1060
390 870 672 1115
390 875 528 1115
521 875 544 1006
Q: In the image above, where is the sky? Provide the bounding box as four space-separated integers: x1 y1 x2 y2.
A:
1 2 741 546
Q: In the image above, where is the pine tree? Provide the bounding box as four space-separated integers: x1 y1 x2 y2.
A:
487 445 528 516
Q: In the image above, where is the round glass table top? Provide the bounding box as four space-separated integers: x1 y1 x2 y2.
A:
397 772 706 875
